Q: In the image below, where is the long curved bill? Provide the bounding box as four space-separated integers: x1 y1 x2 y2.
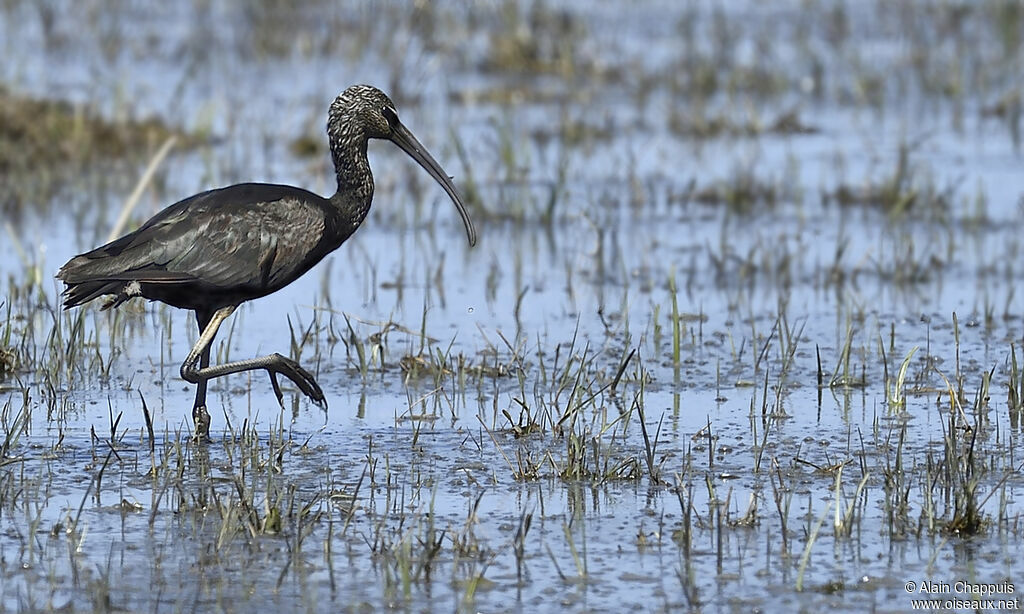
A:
389 119 477 247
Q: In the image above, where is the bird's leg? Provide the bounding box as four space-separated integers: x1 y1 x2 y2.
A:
191 309 214 441
180 306 328 424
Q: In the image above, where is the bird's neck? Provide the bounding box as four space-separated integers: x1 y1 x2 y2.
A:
328 136 374 233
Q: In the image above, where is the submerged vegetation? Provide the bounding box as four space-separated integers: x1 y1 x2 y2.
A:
1 0 1023 611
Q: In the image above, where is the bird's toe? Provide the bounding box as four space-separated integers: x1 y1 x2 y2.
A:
268 371 285 407
300 375 326 406
273 359 326 407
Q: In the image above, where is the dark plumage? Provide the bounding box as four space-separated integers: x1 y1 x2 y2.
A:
57 85 477 439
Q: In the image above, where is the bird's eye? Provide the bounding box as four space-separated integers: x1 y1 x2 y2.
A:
382 106 398 126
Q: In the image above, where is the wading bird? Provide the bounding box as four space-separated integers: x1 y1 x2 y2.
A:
57 85 477 439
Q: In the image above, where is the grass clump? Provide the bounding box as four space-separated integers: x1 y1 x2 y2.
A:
482 0 589 78
0 301 15 379
0 347 14 379
0 85 196 212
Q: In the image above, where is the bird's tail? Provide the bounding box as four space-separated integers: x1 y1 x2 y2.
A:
56 255 123 310
58 279 124 310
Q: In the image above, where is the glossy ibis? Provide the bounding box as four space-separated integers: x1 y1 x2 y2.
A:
57 84 477 438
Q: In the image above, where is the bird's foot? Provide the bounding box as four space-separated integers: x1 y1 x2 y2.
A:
192 404 212 442
267 353 327 410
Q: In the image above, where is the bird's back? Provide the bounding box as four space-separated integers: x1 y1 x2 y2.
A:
58 183 344 311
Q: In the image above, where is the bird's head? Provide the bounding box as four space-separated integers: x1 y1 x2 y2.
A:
330 84 397 140
327 85 477 247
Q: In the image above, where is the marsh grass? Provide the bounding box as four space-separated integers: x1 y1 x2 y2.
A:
669 106 819 139
2 280 1023 610
480 0 590 79
0 86 198 214
828 142 962 223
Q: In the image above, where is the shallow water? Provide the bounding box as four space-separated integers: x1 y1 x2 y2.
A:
2 1 1024 612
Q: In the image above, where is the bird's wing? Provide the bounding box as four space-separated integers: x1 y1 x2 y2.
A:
59 184 331 292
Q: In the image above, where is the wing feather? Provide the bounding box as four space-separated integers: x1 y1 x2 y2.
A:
58 184 331 303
